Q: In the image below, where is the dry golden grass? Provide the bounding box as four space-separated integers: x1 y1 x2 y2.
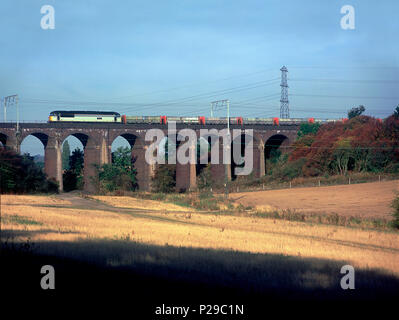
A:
231 180 399 219
90 195 193 212
1 194 71 206
2 193 399 276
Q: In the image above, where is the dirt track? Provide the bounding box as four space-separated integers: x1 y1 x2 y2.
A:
230 180 399 219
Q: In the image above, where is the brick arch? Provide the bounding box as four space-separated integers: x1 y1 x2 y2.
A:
19 131 63 191
20 132 49 148
197 131 228 188
0 128 19 151
0 132 8 146
110 132 145 149
59 132 102 193
109 132 150 191
173 129 197 193
230 132 258 180
264 133 290 158
196 136 210 164
60 132 97 149
263 133 292 176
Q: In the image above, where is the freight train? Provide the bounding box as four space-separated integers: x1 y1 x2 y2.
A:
48 110 334 125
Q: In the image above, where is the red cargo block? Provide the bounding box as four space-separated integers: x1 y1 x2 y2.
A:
273 117 279 125
237 117 243 125
198 116 206 125
308 117 315 123
160 116 167 124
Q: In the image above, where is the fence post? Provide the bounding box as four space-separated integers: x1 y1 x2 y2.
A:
318 180 320 187
349 177 351 185
262 184 264 190
379 175 381 182
289 181 292 189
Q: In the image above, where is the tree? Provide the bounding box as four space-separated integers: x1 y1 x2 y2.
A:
197 164 212 190
331 138 353 175
297 122 321 138
63 148 84 191
97 147 137 193
0 148 58 193
152 165 176 193
69 148 84 175
394 105 399 119
62 140 71 170
348 105 365 119
112 146 132 171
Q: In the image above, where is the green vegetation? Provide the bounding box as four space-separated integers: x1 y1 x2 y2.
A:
0 148 58 193
263 107 399 184
394 105 399 118
135 190 227 211
297 122 321 138
152 164 176 193
97 147 137 193
253 209 392 231
3 214 43 226
63 148 84 191
62 140 71 170
197 164 213 190
348 105 366 119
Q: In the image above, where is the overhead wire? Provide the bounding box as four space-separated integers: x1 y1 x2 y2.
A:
103 67 278 101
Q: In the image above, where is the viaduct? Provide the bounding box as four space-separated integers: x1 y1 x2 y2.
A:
0 122 299 192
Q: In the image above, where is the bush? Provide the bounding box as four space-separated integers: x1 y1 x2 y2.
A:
0 148 58 194
281 158 306 180
98 163 136 193
297 122 321 138
97 147 137 193
266 153 305 181
197 164 212 190
152 165 176 193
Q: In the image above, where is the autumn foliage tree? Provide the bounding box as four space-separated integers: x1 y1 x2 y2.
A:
288 108 399 177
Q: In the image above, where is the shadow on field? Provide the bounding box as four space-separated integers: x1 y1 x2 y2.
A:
1 228 398 317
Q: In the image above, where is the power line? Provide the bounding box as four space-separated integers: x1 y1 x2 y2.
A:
118 78 280 111
20 78 280 113
103 67 278 101
291 93 399 100
290 65 399 70
289 78 399 84
234 93 280 104
231 104 392 113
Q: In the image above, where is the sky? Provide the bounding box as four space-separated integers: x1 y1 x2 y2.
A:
0 0 398 155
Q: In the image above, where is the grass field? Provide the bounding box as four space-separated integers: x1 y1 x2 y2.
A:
1 182 399 314
231 180 399 219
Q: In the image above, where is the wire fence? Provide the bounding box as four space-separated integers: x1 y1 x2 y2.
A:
215 173 399 194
